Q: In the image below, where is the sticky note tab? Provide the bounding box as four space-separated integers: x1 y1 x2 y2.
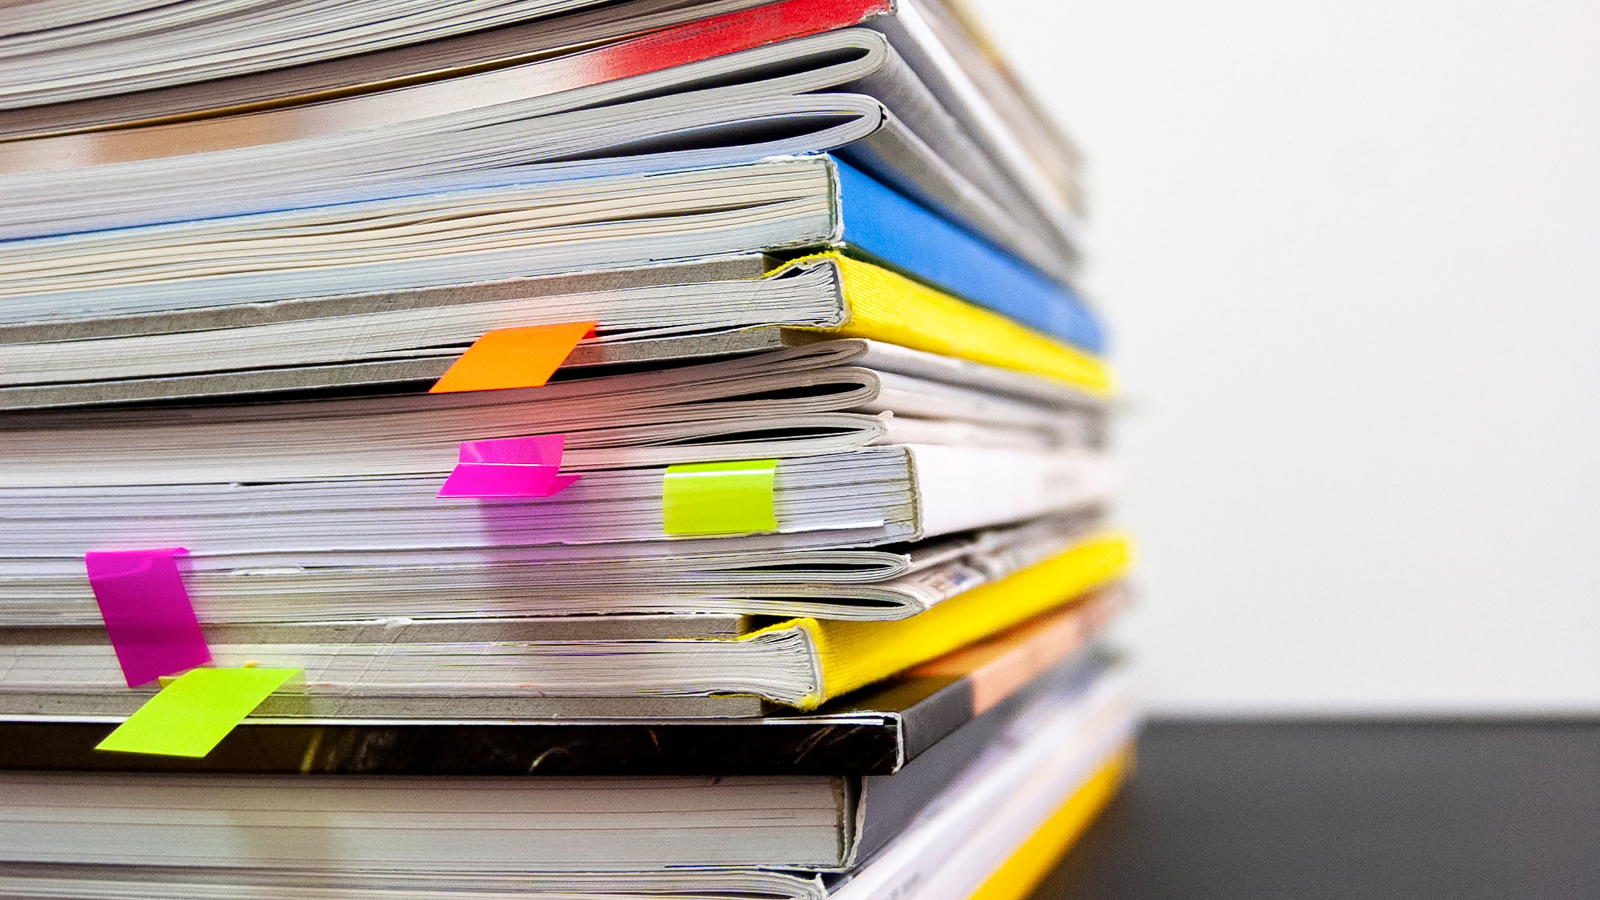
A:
430 321 597 393
95 667 300 758
85 548 211 688
437 434 580 497
663 459 779 535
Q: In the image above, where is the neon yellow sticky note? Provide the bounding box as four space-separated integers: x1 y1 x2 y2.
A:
96 666 300 758
663 459 779 535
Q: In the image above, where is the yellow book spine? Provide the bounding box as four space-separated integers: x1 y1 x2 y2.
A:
774 251 1115 398
967 743 1135 900
741 531 1132 708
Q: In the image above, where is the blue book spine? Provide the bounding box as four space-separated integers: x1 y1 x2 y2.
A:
831 158 1106 354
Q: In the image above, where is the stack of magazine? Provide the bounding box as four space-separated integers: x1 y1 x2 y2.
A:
0 1 1136 898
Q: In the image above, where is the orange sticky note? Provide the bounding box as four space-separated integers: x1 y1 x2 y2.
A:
430 322 597 393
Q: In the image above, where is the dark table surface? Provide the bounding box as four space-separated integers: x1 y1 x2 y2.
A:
1033 720 1600 899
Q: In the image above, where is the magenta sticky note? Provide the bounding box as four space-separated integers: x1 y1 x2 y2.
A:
437 434 581 498
85 548 212 688
457 434 565 466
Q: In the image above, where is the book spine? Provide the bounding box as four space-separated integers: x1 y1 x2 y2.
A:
0 718 906 777
831 157 1106 353
807 533 1133 703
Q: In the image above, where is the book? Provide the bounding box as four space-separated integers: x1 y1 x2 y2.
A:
0 253 1111 409
1 337 1114 634
2 336 1103 482
0 515 1111 721
0 587 1126 774
0 749 1130 898
0 156 1102 352
0 534 1129 715
1 513 1100 627
1 443 1110 553
0 649 1135 877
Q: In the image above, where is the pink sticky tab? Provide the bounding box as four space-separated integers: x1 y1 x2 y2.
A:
85 548 211 689
459 435 565 466
437 435 581 498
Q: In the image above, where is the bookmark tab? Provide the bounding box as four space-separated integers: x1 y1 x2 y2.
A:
663 459 779 536
85 548 211 688
96 666 300 758
430 321 597 393
437 434 581 497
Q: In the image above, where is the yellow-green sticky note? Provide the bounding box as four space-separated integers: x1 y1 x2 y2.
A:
663 459 779 535
96 666 300 758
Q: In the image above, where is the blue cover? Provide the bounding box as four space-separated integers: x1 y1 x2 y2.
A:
832 158 1106 354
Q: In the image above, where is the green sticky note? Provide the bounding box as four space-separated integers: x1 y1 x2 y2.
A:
663 459 779 535
96 666 300 758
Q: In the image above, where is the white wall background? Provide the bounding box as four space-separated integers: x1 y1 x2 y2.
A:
966 0 1600 714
